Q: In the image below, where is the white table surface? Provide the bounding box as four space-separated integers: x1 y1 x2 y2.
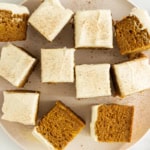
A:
0 0 150 149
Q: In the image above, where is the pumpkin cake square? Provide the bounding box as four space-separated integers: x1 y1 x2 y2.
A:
112 55 150 97
29 0 74 42
90 104 134 142
33 101 85 150
41 48 75 83
114 8 150 55
75 64 111 98
0 3 29 41
0 43 37 87
1 90 40 125
75 10 113 48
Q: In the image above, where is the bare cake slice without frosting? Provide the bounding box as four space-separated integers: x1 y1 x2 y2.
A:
75 10 113 48
1 91 40 125
0 3 29 41
0 43 37 87
114 8 150 55
29 0 74 42
33 101 85 150
90 104 134 142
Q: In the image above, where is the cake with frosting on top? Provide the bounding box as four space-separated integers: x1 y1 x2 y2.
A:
75 10 113 48
0 43 37 87
112 55 150 97
1 90 39 125
75 64 111 98
115 8 150 55
41 48 75 83
0 3 29 41
29 0 74 42
90 104 134 142
33 101 85 150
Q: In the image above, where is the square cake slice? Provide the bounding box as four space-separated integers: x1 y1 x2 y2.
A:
114 8 150 55
41 48 75 83
75 64 111 98
90 104 134 142
28 0 74 42
1 91 40 125
33 101 85 150
0 43 37 87
0 3 29 41
75 10 113 48
112 56 150 97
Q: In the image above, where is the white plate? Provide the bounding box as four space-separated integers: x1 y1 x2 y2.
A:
0 0 150 150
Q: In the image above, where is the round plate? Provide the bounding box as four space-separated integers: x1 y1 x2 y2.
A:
0 0 150 150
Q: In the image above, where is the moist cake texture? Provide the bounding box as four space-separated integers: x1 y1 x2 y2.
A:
112 56 150 97
0 3 29 41
0 43 37 87
75 9 113 48
33 101 85 150
75 64 111 98
115 8 150 55
29 0 73 42
90 104 134 142
1 91 39 125
41 48 75 83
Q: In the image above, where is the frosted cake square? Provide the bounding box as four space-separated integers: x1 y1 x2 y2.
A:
41 48 75 83
75 10 113 48
1 91 39 125
29 0 73 42
0 3 29 41
90 104 134 142
0 44 37 87
33 101 85 150
75 64 111 98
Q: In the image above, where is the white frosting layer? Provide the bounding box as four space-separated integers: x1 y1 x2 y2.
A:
130 8 150 34
0 3 29 14
76 64 111 98
2 91 39 125
90 105 99 141
0 44 36 87
113 57 150 97
32 128 55 150
29 0 73 41
41 48 75 83
75 10 113 48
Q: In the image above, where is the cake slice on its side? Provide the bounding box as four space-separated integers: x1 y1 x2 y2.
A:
33 101 85 150
1 91 40 125
41 48 75 83
75 64 111 98
90 104 134 142
0 3 29 41
114 8 150 55
112 55 150 97
75 10 113 48
28 0 74 42
0 43 37 87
